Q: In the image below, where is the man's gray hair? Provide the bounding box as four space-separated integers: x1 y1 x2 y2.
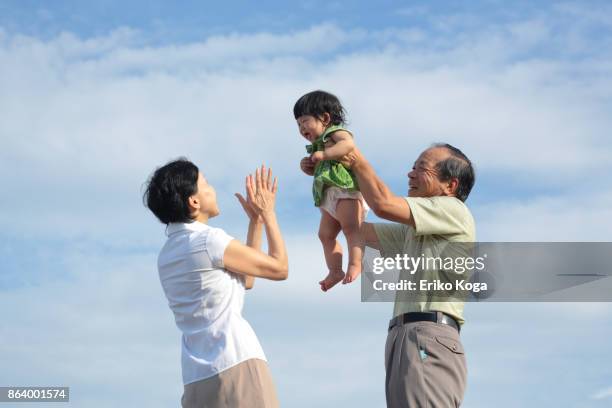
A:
432 143 475 202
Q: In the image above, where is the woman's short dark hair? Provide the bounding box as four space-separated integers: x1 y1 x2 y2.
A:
433 143 475 202
293 90 346 126
143 158 199 224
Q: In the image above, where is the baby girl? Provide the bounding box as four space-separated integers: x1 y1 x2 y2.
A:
295 90 368 291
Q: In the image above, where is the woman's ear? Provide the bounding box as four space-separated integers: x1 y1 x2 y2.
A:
188 194 200 212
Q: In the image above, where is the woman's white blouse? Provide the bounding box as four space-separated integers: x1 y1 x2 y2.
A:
157 221 266 385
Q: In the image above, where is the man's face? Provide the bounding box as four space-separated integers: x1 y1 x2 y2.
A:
407 147 453 198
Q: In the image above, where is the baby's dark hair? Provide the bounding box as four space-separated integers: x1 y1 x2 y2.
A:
293 90 346 126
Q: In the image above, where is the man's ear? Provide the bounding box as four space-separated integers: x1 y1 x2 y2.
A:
446 178 459 197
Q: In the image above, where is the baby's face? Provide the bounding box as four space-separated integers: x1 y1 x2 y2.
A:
296 115 326 142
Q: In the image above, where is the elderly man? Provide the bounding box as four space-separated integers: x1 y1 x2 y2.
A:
302 143 476 407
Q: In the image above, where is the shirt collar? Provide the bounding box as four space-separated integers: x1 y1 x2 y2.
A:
166 221 208 236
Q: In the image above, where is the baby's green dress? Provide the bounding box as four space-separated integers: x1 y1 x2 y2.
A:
305 125 359 207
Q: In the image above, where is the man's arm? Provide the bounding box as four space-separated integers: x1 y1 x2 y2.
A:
361 222 381 250
344 148 415 227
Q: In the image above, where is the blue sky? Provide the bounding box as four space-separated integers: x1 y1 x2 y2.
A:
0 1 558 41
1 1 612 407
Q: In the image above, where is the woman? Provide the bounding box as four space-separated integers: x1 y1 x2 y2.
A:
143 159 287 408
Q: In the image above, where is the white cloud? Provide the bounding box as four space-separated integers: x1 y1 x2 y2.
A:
475 191 612 241
0 249 182 406
1 19 611 242
591 386 612 400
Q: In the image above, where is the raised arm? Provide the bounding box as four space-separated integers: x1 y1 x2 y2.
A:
343 148 415 227
243 219 262 288
234 191 264 289
224 166 289 281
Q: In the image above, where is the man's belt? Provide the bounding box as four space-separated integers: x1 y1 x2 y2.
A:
388 311 461 333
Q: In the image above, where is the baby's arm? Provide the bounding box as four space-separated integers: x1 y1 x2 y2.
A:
311 130 354 162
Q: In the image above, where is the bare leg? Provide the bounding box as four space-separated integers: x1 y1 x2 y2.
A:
335 199 365 285
318 210 345 292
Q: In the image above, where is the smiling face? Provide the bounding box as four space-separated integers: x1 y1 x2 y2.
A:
296 113 330 142
407 147 455 198
189 172 219 221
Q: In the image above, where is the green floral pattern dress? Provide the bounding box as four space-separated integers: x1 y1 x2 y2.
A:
306 125 359 206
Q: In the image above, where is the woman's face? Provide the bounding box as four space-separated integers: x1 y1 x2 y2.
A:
192 172 219 219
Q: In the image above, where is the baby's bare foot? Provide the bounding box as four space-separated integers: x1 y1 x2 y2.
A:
319 270 345 292
342 264 362 285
